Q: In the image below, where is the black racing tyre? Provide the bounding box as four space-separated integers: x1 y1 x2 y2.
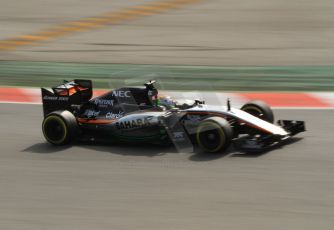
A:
241 100 274 123
42 110 78 145
196 117 233 153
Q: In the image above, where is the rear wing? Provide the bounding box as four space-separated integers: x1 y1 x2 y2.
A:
41 79 92 117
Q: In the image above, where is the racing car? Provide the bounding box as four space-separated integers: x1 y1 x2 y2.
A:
41 79 305 153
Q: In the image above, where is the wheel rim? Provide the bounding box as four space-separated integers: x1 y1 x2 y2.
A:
197 122 225 153
42 116 67 144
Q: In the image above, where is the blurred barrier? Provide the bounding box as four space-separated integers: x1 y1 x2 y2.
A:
0 61 334 91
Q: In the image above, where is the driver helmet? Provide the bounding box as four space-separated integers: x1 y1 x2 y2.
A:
158 96 176 109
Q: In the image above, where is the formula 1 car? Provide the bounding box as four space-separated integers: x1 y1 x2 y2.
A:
41 79 305 153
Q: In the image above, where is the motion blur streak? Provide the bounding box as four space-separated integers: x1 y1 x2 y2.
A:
0 0 201 51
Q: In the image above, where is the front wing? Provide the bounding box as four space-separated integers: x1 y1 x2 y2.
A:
234 120 305 152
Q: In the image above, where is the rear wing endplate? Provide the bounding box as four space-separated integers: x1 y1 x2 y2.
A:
41 79 92 117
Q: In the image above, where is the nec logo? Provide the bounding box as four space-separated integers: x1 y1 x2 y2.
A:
112 91 131 98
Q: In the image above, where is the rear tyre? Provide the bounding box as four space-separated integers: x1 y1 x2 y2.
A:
241 100 274 123
42 110 78 145
196 117 233 153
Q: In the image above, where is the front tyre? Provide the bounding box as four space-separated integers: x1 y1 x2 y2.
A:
241 100 274 123
196 117 233 153
42 110 78 145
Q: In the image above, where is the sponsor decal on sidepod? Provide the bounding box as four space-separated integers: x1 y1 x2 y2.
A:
93 99 114 107
106 111 124 119
84 110 100 118
115 116 159 129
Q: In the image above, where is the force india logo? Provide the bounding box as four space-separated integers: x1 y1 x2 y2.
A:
116 117 151 129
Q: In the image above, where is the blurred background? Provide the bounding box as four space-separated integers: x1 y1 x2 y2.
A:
1 1 334 230
1 0 334 90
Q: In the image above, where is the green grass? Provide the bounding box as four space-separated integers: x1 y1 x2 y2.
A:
1 61 334 91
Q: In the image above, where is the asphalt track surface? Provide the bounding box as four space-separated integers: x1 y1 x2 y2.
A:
1 103 334 230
